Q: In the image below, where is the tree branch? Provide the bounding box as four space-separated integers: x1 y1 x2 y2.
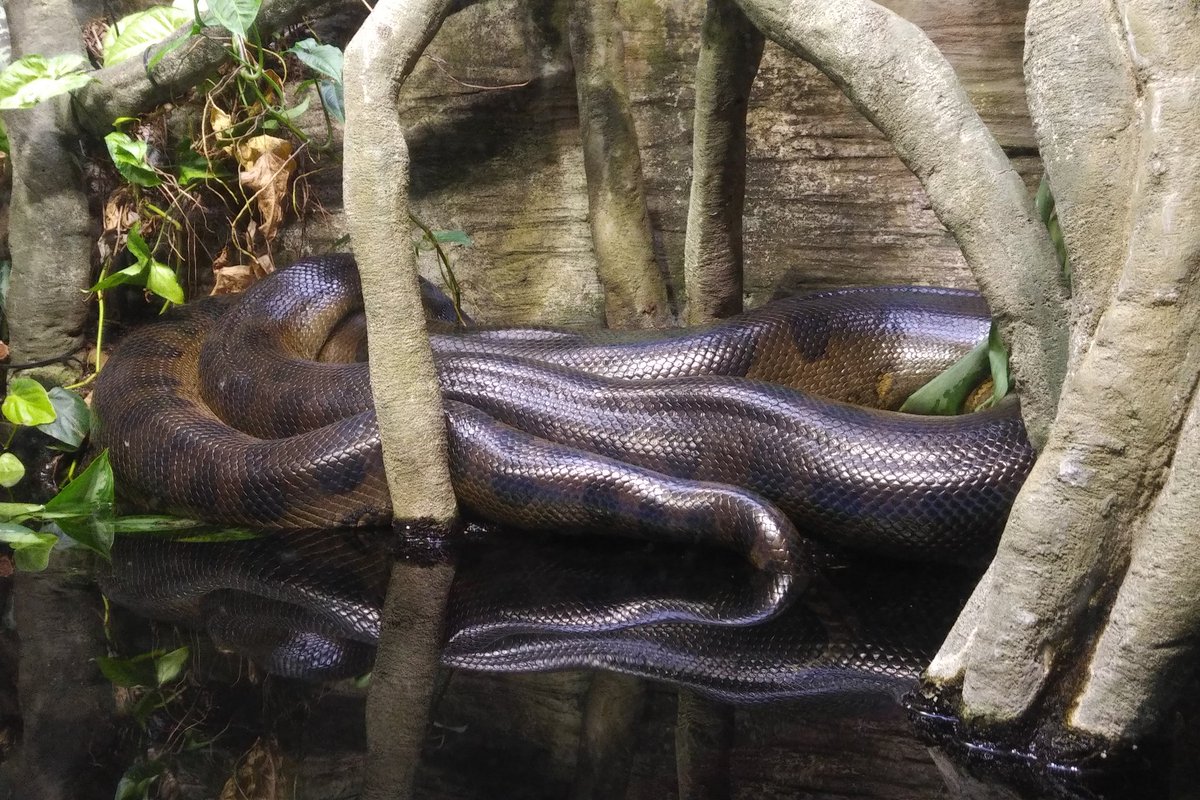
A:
683 0 763 323
731 0 1068 449
72 0 330 137
568 0 671 328
343 0 461 796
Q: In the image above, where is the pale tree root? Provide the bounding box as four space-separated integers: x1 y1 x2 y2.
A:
343 1 463 798
568 0 672 329
682 0 763 324
4 0 92 379
730 0 1067 450
927 0 1200 746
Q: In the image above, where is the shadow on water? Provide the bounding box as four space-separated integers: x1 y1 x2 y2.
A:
62 527 1177 799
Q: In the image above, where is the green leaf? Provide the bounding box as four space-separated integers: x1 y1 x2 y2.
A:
0 502 45 521
176 147 222 186
105 131 162 187
0 453 24 488
0 54 94 110
102 7 192 67
126 225 152 262
0 118 9 155
433 230 472 246
987 322 1011 405
899 339 990 416
97 653 159 688
207 0 262 38
109 514 202 533
145 261 185 305
177 527 260 543
289 39 343 82
37 387 91 450
3 377 58 426
154 646 190 684
90 261 148 293
53 515 114 559
45 450 115 516
0 522 57 571
317 80 344 123
114 760 165 800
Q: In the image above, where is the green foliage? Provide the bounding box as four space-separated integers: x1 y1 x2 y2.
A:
290 38 345 123
901 322 1012 415
1036 177 1070 286
39 386 92 450
99 646 190 688
105 131 163 188
0 454 25 488
208 0 262 40
114 760 166 800
102 7 193 68
0 523 57 571
0 54 93 109
176 147 223 186
91 225 185 305
2 377 57 426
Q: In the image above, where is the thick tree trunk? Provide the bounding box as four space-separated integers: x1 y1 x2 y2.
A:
343 2 462 797
927 0 1200 736
3 0 92 380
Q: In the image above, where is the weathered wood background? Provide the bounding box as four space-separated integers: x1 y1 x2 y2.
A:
288 0 1039 326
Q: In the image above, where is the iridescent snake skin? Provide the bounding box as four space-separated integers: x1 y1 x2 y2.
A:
93 254 1034 690
92 255 1034 574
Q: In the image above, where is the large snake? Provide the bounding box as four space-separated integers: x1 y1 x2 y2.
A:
92 255 1034 574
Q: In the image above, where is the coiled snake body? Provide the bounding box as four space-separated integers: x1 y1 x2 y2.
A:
93 255 1035 571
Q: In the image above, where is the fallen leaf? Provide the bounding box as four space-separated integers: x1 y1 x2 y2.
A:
236 135 295 242
211 265 255 295
220 737 286 800
0 341 8 361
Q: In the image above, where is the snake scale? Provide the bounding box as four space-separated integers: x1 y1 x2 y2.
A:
92 255 1034 573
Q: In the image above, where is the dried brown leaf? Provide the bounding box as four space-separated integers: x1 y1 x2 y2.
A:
0 341 9 361
211 265 255 296
236 136 295 242
220 737 285 800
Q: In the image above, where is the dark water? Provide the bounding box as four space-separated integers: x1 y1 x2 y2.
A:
1 529 1181 799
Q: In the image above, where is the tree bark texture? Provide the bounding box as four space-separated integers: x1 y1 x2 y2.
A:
929 0 1200 737
4 0 92 378
72 0 327 137
729 0 1067 449
682 0 763 323
343 1 461 797
568 0 671 328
